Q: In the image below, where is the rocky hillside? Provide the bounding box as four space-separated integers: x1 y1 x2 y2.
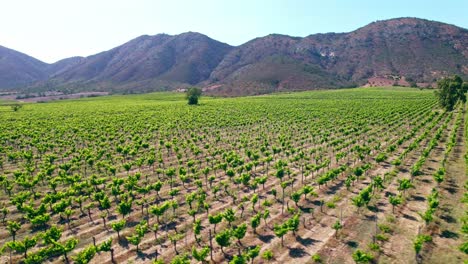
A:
209 18 467 95
0 45 49 89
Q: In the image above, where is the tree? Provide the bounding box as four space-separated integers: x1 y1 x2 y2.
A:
53 238 78 264
332 220 343 238
169 232 184 254
291 190 302 208
262 249 274 262
286 214 300 235
433 168 445 185
193 219 202 244
435 75 467 111
6 220 21 241
11 104 23 112
150 202 169 224
352 249 373 263
273 224 288 247
3 235 37 258
73 245 96 264
111 219 126 240
215 229 231 254
117 199 132 219
192 246 210 263
389 195 402 213
127 234 142 252
398 178 414 196
247 246 260 263
209 213 223 233
251 213 261 233
414 234 432 256
186 87 202 105
223 208 236 227
232 223 247 245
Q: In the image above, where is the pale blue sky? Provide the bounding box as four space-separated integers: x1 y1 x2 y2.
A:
1 0 466 63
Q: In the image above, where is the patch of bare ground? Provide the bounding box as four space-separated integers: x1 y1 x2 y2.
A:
314 111 456 264
423 108 466 264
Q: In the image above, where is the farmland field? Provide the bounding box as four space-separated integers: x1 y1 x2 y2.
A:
0 87 466 263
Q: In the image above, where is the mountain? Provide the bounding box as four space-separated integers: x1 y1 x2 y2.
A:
35 32 233 93
0 46 49 89
208 18 468 95
0 17 467 95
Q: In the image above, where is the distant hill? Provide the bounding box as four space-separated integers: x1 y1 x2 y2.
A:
37 33 233 93
0 46 49 89
0 17 467 95
209 18 468 95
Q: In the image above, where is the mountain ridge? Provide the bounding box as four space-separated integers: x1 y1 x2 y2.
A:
0 17 466 95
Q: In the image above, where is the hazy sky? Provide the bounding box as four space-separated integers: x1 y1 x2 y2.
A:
1 0 466 63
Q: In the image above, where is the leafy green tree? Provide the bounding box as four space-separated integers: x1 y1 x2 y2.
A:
435 75 467 111
42 225 62 245
73 245 96 264
169 232 184 254
11 103 23 112
223 208 236 227
247 245 261 263
186 87 202 105
117 199 132 219
389 194 402 213
232 223 247 245
127 234 142 252
273 224 288 247
262 249 274 262
192 246 210 263
291 190 302 208
193 219 202 244
53 238 78 264
150 202 169 224
230 254 248 264
414 234 432 256
286 214 300 235
215 229 231 254
6 220 21 241
209 213 223 233
170 254 190 264
332 220 343 238
433 168 445 185
110 219 126 240
398 178 414 196
251 213 261 233
352 249 373 263
3 235 37 258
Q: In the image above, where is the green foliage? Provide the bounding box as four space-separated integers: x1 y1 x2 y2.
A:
186 87 202 105
11 103 23 112
0 87 443 263
215 229 231 249
262 249 274 261
459 241 468 254
73 245 96 264
414 234 432 254
352 249 374 263
311 253 322 263
435 75 467 111
192 246 210 262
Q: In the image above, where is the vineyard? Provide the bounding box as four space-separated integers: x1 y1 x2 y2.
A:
0 87 466 263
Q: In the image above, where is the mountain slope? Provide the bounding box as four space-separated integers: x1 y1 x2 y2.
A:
208 18 468 95
40 32 233 93
0 46 49 89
